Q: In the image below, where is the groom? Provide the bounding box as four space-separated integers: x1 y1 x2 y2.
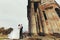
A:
18 24 23 39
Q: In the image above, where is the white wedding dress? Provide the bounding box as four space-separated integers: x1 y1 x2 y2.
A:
8 28 20 39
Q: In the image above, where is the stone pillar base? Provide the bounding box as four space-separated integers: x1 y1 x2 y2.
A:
28 33 38 36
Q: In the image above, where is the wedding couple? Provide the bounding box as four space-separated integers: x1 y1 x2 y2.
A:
18 24 23 39
8 24 23 39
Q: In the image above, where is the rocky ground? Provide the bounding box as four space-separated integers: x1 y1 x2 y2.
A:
24 36 60 40
1 35 60 40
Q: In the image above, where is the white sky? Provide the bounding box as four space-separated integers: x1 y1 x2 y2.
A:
0 0 28 32
0 0 60 39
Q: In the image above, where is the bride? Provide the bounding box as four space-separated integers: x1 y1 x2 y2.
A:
8 27 20 39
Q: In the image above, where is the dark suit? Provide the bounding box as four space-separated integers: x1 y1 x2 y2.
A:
19 27 23 39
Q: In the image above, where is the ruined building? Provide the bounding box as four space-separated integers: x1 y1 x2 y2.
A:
27 0 60 36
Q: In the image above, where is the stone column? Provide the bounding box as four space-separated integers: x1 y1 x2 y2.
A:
38 4 49 34
38 3 43 34
30 2 37 35
36 8 43 34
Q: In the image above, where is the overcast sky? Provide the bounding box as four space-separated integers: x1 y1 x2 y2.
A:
0 0 60 39
0 0 28 32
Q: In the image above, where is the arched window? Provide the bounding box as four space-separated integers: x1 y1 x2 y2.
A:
55 8 60 17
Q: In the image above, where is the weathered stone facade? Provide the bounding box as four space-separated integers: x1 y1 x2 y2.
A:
27 0 60 36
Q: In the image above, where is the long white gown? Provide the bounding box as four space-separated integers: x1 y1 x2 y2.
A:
8 28 20 39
